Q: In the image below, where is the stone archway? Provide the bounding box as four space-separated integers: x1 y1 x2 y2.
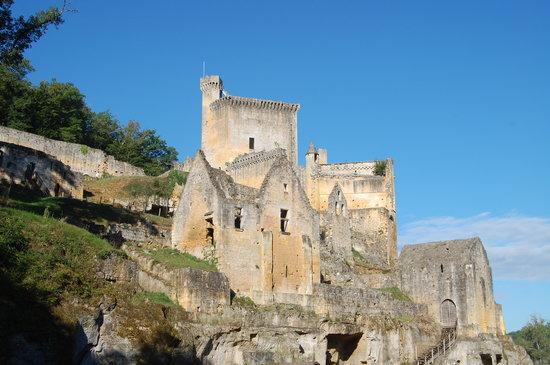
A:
440 299 457 328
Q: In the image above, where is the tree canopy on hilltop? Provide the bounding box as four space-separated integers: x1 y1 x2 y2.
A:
0 0 178 176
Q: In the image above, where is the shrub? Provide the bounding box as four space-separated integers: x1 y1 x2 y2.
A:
374 160 387 176
133 291 177 307
378 287 412 302
232 295 256 308
144 248 217 272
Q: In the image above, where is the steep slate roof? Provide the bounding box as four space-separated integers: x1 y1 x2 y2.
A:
399 237 485 267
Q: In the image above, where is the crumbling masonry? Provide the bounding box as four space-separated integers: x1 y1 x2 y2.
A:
170 76 522 364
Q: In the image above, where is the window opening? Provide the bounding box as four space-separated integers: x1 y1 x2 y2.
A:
283 183 288 192
24 162 36 181
280 209 289 232
205 217 214 245
249 137 255 150
234 207 242 229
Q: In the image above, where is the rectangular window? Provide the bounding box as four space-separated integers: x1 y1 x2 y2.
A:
280 209 289 232
234 207 242 229
249 137 255 150
205 217 214 245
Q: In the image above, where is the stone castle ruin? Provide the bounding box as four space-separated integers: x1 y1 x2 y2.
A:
168 75 531 364
0 75 533 364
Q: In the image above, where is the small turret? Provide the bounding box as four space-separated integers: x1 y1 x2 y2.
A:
306 142 318 164
200 76 223 164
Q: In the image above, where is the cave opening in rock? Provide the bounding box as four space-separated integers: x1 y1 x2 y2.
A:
480 353 493 365
326 333 363 365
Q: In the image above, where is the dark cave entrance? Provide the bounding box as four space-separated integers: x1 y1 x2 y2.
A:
480 353 493 365
325 333 362 365
147 204 169 217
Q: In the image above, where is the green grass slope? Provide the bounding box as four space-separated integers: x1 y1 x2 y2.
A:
0 207 123 362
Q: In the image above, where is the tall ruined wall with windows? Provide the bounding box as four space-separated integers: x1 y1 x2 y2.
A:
0 126 144 177
304 146 397 269
171 151 320 303
398 238 505 337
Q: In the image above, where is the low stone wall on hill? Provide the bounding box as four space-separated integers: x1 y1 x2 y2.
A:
0 126 144 177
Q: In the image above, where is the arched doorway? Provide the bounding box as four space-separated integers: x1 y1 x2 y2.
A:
440 299 457 327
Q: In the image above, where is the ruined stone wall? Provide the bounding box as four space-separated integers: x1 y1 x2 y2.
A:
225 148 286 189
200 75 299 169
433 338 533 365
349 207 398 266
0 126 144 177
398 238 504 337
257 158 321 296
305 153 395 213
0 141 83 198
172 152 320 300
126 247 230 313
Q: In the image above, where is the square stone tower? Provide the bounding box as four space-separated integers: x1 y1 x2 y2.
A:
200 75 299 169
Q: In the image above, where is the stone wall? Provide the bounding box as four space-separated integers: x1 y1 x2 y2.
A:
0 126 144 177
172 151 321 301
200 75 299 169
433 338 533 365
126 247 230 313
225 148 287 189
305 152 396 213
0 141 83 198
398 238 505 337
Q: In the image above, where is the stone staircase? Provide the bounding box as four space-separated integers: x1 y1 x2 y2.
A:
414 326 457 365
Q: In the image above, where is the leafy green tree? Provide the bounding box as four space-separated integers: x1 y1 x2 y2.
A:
0 0 70 76
84 111 119 151
29 80 91 142
0 1 178 175
107 121 178 176
0 64 31 126
509 315 550 363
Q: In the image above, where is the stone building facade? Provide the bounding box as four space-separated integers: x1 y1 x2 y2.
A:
168 75 526 363
173 75 396 301
398 238 505 337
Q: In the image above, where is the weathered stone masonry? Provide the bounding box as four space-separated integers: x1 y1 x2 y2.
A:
0 126 144 177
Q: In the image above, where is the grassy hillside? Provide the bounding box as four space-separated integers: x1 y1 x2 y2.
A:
83 170 187 202
0 207 122 362
0 204 188 363
5 186 172 228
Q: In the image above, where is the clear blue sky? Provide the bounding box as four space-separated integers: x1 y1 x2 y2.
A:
14 0 550 331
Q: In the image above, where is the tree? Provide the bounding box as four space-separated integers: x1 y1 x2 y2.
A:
30 80 91 143
84 111 119 151
0 1 178 176
0 0 72 76
509 315 550 364
107 121 178 176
